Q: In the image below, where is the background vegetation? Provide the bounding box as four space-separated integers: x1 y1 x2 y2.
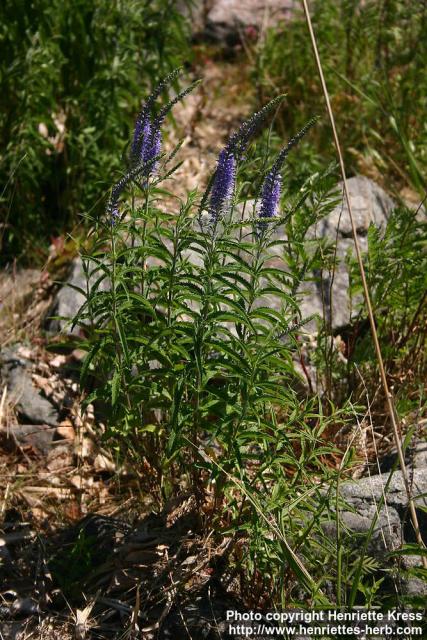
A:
0 0 190 264
250 0 427 196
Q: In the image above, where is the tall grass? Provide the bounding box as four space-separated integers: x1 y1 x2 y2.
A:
250 0 427 195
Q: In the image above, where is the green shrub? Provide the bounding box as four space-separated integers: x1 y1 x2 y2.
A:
0 0 190 264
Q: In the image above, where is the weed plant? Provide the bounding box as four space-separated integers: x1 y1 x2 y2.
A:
0 0 191 264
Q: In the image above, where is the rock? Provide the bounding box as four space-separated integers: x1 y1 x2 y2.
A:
398 553 427 598
329 469 427 556
6 424 54 456
413 441 427 469
176 0 206 36
399 575 427 598
314 175 394 240
0 346 59 427
298 238 366 331
46 258 86 335
339 468 427 516
322 504 402 558
299 175 395 330
378 440 427 474
46 257 109 335
205 0 296 43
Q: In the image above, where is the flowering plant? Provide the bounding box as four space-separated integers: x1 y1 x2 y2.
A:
73 71 344 603
75 69 330 483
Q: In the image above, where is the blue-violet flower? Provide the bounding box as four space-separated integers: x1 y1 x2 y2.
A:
257 117 318 233
208 148 236 224
110 205 120 226
259 171 282 220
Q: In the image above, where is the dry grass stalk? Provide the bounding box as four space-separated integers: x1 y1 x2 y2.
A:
301 0 427 567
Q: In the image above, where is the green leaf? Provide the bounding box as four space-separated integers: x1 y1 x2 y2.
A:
114 315 130 366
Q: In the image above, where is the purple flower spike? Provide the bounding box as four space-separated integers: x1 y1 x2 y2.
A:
110 205 120 226
259 171 281 219
130 116 162 181
131 117 151 161
143 127 162 171
131 118 143 157
209 149 236 224
257 170 282 235
256 119 318 235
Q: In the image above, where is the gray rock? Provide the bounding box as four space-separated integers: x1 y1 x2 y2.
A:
323 504 402 556
300 175 395 330
46 259 85 334
339 468 427 515
332 469 427 557
378 441 427 474
399 575 427 598
413 441 427 469
322 504 402 557
6 424 55 455
46 257 110 335
398 553 427 598
0 346 59 427
313 175 394 240
297 234 369 330
205 0 296 43
322 469 427 598
176 0 206 36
